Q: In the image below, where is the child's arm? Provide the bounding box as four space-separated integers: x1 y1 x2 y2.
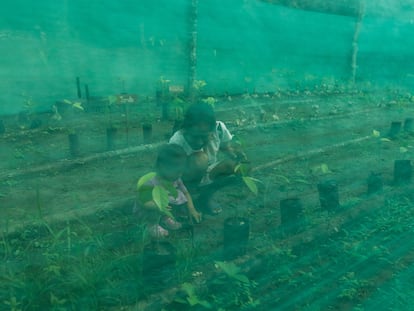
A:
184 190 202 224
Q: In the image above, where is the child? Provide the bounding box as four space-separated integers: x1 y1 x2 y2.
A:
136 144 202 239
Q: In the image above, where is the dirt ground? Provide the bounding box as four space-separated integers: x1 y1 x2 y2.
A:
1 91 414 310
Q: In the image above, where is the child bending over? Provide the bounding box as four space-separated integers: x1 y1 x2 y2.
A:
136 144 202 239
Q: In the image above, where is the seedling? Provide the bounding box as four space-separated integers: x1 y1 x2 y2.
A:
202 96 217 108
3 296 22 311
171 97 188 121
136 172 177 219
175 282 212 308
62 99 84 111
234 163 260 196
192 80 206 91
212 261 259 308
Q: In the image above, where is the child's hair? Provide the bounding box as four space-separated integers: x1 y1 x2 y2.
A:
182 102 216 131
155 143 187 169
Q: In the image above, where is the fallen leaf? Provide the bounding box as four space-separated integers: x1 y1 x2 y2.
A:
372 130 380 137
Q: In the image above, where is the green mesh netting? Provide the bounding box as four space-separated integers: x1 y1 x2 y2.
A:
1 1 414 310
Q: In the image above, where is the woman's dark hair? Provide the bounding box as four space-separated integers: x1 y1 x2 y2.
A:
155 143 187 169
181 102 216 131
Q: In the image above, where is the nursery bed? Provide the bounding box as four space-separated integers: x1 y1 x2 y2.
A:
1 93 414 310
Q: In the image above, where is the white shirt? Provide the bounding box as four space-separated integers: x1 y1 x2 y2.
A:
169 121 233 165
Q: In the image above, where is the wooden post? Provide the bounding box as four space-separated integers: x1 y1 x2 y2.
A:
188 0 198 101
350 1 365 84
84 84 90 102
76 77 82 99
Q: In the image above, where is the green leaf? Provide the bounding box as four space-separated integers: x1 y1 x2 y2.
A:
181 283 212 308
187 296 200 306
372 130 381 137
72 102 84 111
232 273 250 284
137 172 156 190
162 181 178 198
182 282 196 296
215 261 251 284
152 186 169 209
320 164 330 174
293 179 311 185
152 186 174 218
274 174 290 184
242 176 258 195
234 163 250 175
215 261 241 278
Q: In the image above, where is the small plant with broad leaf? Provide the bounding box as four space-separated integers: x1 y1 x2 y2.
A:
211 261 260 308
171 97 188 121
136 172 177 219
234 163 261 196
202 96 217 108
62 99 85 112
174 282 212 308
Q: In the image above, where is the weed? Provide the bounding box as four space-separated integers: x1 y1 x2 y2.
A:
338 272 370 301
175 282 212 308
210 261 260 308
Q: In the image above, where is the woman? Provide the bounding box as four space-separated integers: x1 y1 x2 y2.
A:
169 102 247 214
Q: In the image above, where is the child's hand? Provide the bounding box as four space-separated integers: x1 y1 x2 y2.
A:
191 210 202 224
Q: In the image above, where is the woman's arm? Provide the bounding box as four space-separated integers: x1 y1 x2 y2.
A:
220 141 248 162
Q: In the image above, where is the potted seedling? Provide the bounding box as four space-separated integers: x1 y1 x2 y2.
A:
202 96 217 109
223 163 260 260
19 94 43 130
169 97 190 137
393 159 412 185
62 100 85 157
317 179 340 212
156 76 171 120
68 129 80 157
106 126 117 151
141 113 154 144
367 172 383 194
388 121 402 139
191 79 207 103
404 118 414 134
171 97 187 121
105 96 118 151
280 197 305 236
0 119 5 134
